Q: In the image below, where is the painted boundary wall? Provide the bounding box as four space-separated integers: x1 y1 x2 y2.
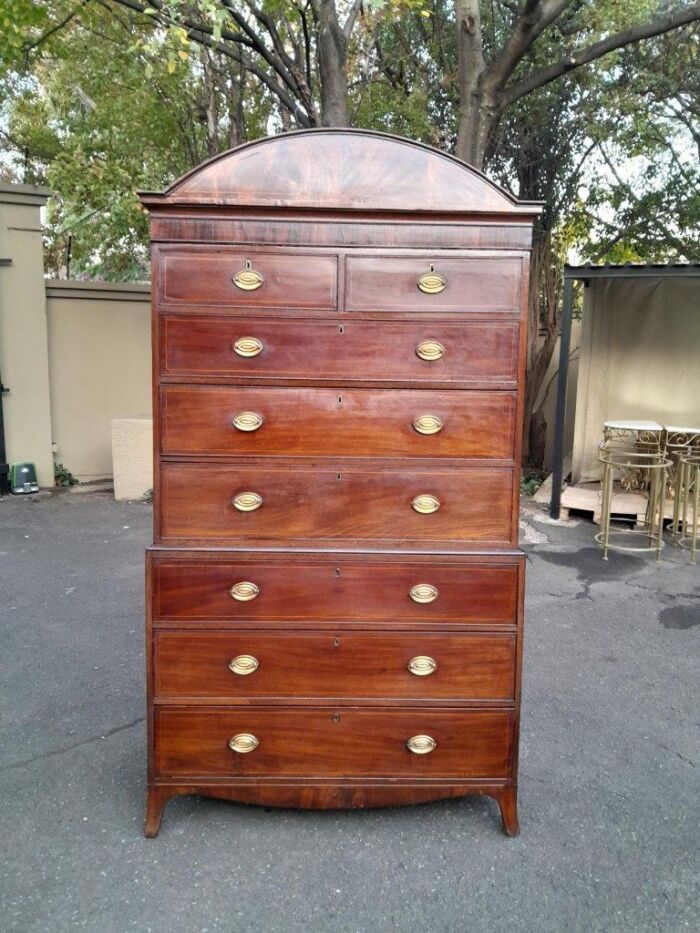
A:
0 180 152 487
45 281 151 481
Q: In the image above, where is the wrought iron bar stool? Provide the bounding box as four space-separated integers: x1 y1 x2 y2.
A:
675 451 700 564
665 426 700 542
596 420 670 561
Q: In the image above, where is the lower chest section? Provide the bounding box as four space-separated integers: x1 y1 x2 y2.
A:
148 551 523 786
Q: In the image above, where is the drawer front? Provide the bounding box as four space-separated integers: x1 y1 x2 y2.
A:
345 256 521 313
159 462 514 545
160 316 519 387
159 249 337 309
154 631 516 701
152 558 519 625
154 707 513 778
161 386 516 460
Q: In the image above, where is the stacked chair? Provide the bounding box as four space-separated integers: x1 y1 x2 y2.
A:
596 421 700 561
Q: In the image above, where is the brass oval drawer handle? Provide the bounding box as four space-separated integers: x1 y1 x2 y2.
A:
407 656 437 676
416 339 445 361
232 491 263 512
232 411 264 432
409 583 439 604
233 336 263 358
407 734 437 755
417 267 446 295
229 654 259 676
229 733 259 753
229 581 260 602
232 260 263 291
412 494 440 514
413 414 443 435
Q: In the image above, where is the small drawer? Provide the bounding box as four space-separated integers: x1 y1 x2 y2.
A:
159 462 514 546
154 631 516 702
345 256 521 313
160 315 519 388
154 707 513 779
151 556 520 626
158 249 337 310
160 386 516 460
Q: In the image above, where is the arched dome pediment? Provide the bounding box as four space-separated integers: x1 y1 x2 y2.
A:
143 129 540 216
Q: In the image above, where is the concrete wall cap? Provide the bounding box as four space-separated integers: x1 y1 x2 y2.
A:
0 181 51 206
45 279 151 301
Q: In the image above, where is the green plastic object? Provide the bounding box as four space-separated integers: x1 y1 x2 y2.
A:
10 461 39 494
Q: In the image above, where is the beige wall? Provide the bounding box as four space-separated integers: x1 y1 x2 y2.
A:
573 278 700 483
0 183 55 486
46 281 151 481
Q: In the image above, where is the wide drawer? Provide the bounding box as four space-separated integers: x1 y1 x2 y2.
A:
153 631 516 702
159 462 514 546
158 249 337 310
160 315 519 387
154 707 513 778
160 386 516 460
151 557 519 625
345 256 521 313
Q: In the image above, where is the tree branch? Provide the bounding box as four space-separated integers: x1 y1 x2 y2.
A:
108 0 313 125
487 0 573 90
220 0 309 105
240 0 318 117
501 4 700 105
24 1 90 52
343 0 363 40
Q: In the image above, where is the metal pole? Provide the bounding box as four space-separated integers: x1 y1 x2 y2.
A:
549 276 575 519
0 258 12 496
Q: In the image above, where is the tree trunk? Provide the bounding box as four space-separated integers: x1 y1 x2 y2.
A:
522 230 560 466
316 0 350 126
455 88 500 169
453 0 497 169
200 49 220 157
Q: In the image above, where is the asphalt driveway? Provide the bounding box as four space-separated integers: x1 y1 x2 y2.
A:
1 491 698 932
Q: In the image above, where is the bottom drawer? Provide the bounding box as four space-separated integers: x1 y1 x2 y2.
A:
154 707 513 779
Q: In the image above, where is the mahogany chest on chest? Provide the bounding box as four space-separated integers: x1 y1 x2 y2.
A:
140 129 540 837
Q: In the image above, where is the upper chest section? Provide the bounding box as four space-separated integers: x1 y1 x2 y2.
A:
143 130 539 325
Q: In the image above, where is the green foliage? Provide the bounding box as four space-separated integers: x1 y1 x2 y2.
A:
521 468 546 498
3 3 269 279
2 0 699 280
54 462 78 487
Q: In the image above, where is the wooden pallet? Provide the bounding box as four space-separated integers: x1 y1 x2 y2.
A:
535 479 697 528
560 482 647 526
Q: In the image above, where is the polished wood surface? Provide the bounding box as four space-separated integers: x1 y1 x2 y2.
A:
158 462 514 546
150 216 535 250
152 556 519 625
160 315 519 388
161 386 516 460
140 129 541 217
160 248 337 309
154 707 513 779
153 631 516 702
142 128 538 837
345 256 520 313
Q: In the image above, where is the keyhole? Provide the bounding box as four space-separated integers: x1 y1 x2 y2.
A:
335 567 341 577
337 395 342 405
333 713 341 723
334 637 341 648
429 263 435 272
245 258 252 270
338 324 344 335
336 473 342 481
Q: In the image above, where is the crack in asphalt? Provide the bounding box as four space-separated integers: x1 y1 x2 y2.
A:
0 715 145 773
